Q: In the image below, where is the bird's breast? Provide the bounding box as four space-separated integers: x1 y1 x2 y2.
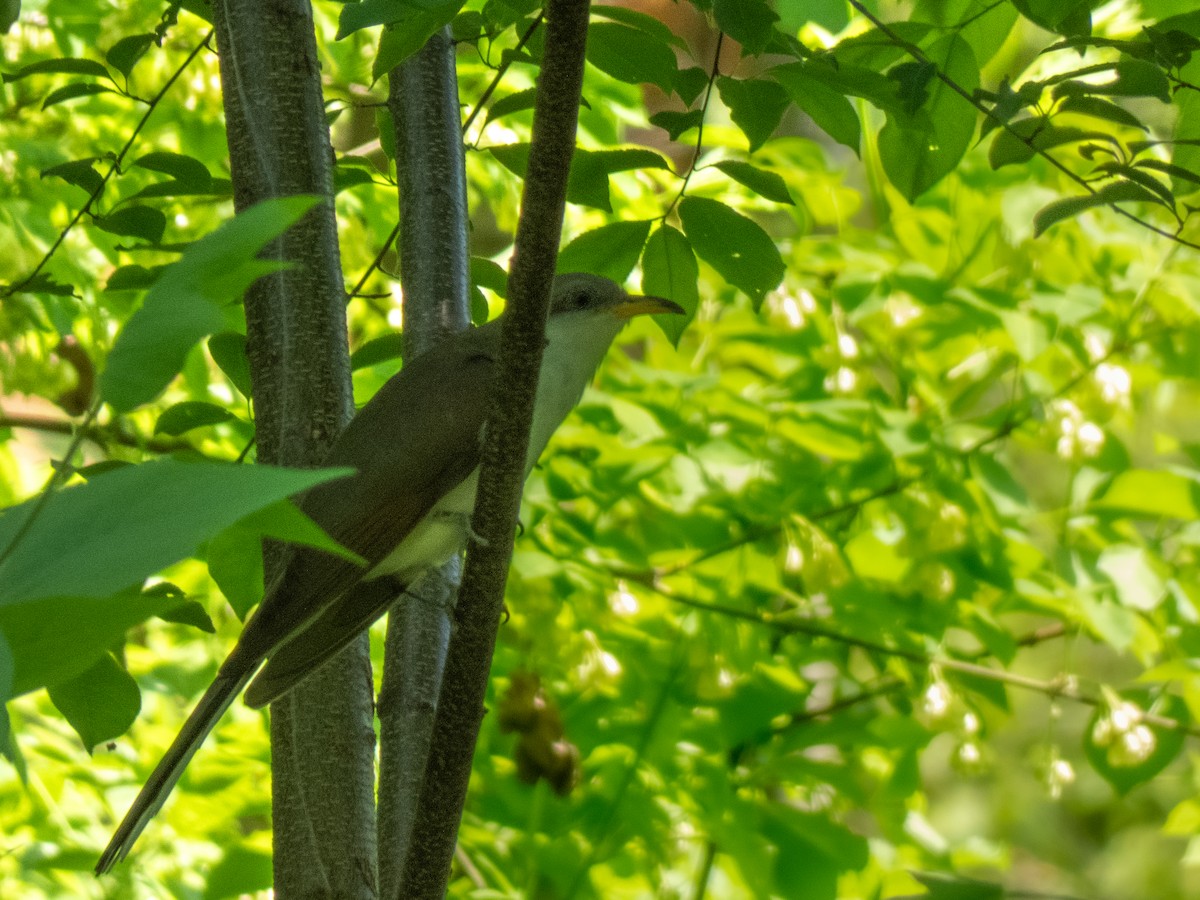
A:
364 470 480 582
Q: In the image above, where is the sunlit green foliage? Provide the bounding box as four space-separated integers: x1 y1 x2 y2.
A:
4 0 1200 897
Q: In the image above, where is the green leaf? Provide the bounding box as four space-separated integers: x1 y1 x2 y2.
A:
1084 692 1188 795
208 332 254 398
485 87 537 124
339 0 425 38
587 22 677 91
154 401 236 436
1094 469 1200 519
3 57 110 82
0 459 353 606
208 500 367 618
712 0 779 56
1054 59 1171 104
1098 545 1166 612
878 34 980 200
0 636 9 755
641 224 699 346
912 872 1005 900
371 2 466 82
17 272 76 297
105 34 156 78
1057 95 1147 131
156 598 216 633
93 205 166 244
673 66 710 107
714 663 808 746
988 117 1107 169
41 158 103 195
1136 158 1200 187
0 0 18 34
100 195 319 412
47 652 140 751
42 82 114 109
1 592 167 696
712 160 793 204
1033 180 1164 237
133 151 212 189
649 109 704 141
471 256 508 295
203 844 273 900
490 145 669 212
557 220 652 283
350 332 406 371
844 529 911 582
592 4 685 50
1012 0 1092 37
771 64 862 154
718 76 791 152
678 196 785 308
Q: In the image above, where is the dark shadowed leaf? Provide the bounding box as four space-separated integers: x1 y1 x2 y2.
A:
713 0 779 55
371 2 466 81
42 82 114 109
587 22 677 91
105 34 155 78
772 63 862 154
350 332 406 371
94 206 167 244
557 220 652 282
1034 180 1163 236
718 76 791 152
3 57 110 82
208 332 253 398
678 196 784 308
641 224 699 347
650 109 705 141
47 652 140 751
134 151 212 189
713 160 794 204
878 34 980 200
154 401 236 436
41 159 103 195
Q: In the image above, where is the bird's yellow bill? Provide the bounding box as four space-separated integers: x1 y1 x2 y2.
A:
614 295 686 319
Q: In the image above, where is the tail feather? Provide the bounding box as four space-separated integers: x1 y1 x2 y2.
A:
95 665 255 874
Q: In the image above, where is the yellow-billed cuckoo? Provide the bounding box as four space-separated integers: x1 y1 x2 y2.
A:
95 273 683 872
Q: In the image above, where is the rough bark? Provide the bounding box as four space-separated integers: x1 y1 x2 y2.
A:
398 2 593 895
378 26 471 898
211 1 376 896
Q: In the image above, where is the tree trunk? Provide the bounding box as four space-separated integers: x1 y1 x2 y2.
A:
399 2 593 895
378 26 471 897
211 1 376 895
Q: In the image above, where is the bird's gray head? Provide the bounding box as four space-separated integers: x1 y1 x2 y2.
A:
550 272 684 320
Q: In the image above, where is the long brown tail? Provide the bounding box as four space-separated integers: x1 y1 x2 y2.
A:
95 664 255 874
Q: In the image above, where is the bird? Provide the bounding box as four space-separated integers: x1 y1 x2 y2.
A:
95 272 684 873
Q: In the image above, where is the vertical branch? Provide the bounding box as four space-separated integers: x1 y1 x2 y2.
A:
398 1 593 896
210 0 376 895
378 25 471 896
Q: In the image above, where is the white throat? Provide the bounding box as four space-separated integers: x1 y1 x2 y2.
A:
526 310 624 471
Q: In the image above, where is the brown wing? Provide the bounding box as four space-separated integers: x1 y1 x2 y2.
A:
235 323 499 675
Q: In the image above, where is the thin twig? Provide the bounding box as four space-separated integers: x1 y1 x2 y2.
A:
0 410 191 454
4 30 215 299
656 585 1200 736
347 13 546 306
0 400 100 568
663 31 725 221
844 0 1200 252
